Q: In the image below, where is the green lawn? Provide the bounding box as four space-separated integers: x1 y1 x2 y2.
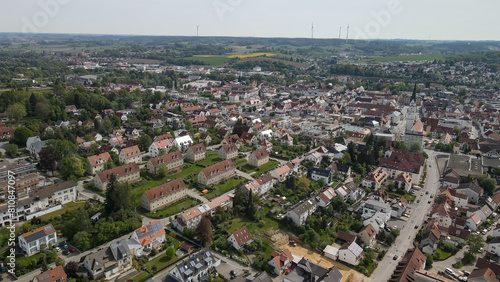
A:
39 201 87 221
433 249 452 260
227 216 280 235
205 176 246 199
144 197 200 219
196 151 220 166
388 191 416 202
239 160 280 177
131 163 204 207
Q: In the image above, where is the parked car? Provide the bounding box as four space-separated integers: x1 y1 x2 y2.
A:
62 250 70 255
285 269 292 275
393 255 398 260
68 247 76 253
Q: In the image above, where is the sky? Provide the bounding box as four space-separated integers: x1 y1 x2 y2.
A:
1 0 500 41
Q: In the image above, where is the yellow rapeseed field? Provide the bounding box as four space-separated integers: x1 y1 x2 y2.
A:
227 52 275 59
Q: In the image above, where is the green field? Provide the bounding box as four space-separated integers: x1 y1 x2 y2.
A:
39 201 87 221
205 176 246 199
184 55 231 66
144 197 200 218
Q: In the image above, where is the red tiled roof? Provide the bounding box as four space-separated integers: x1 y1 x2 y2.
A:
149 150 182 167
87 152 111 167
121 145 141 159
252 148 269 160
97 163 139 181
231 226 252 247
144 178 186 202
35 265 67 282
201 159 235 179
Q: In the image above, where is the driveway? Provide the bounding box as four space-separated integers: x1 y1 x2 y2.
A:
370 149 442 281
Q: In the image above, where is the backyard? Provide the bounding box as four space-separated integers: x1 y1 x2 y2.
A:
238 160 280 177
144 197 201 219
204 176 246 199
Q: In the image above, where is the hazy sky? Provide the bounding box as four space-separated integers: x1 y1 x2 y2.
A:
1 0 500 41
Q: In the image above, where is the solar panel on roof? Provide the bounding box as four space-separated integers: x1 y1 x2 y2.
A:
25 230 47 243
179 267 185 274
38 274 50 281
206 251 211 257
44 226 53 232
152 222 162 233
190 261 195 267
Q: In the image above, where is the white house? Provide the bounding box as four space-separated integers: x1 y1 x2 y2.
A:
487 237 500 256
244 173 276 196
338 241 362 266
173 135 193 152
148 140 172 158
227 226 253 250
119 145 142 164
287 198 319 226
258 129 274 141
128 220 166 257
268 249 293 275
361 198 391 222
18 224 57 256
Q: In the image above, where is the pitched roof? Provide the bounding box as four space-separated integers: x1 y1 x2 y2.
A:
252 148 269 160
469 268 499 282
389 248 426 282
221 143 238 154
87 152 111 167
35 265 67 282
134 220 165 246
152 139 171 150
149 150 182 167
188 143 206 153
231 226 252 247
121 145 141 159
336 230 356 243
339 241 363 257
200 159 235 179
31 181 76 200
21 224 57 243
360 224 376 239
97 163 139 181
143 178 186 202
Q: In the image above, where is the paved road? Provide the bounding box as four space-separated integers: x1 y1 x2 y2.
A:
370 149 441 281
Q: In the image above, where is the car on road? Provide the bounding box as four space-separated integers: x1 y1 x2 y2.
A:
417 200 420 203
286 269 292 275
430 195 433 198
414 225 419 229
62 250 70 255
393 255 398 260
68 247 76 253
230 270 237 278
425 191 429 195
427 201 431 204
420 192 424 196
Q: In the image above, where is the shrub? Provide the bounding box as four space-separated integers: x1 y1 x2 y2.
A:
452 260 463 268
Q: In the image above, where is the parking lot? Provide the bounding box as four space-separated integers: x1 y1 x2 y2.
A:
213 253 256 280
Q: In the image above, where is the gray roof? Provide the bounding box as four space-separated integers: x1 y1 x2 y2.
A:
290 198 319 216
173 249 214 281
307 167 332 178
110 240 131 260
85 247 113 271
457 182 483 194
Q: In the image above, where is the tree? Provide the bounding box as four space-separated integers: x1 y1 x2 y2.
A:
104 175 132 214
28 93 38 116
466 233 484 254
165 246 175 259
34 101 52 120
232 119 244 136
409 143 422 153
104 174 118 214
138 135 153 152
341 152 351 164
185 120 194 132
39 147 57 172
157 165 168 178
425 254 433 269
296 177 311 193
12 127 34 147
59 156 86 180
196 217 212 246
479 177 497 195
6 103 26 121
46 139 78 162
65 261 79 278
5 144 18 158
73 231 91 251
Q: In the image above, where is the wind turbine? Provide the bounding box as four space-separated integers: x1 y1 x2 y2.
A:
196 25 200 37
346 25 349 44
311 22 314 39
339 26 342 39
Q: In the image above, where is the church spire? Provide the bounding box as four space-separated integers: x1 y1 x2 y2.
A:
410 82 417 104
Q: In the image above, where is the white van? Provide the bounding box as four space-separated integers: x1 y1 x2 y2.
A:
445 268 454 275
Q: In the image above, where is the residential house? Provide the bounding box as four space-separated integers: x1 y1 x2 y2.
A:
391 198 408 218
0 124 13 140
244 173 276 196
361 198 391 222
329 162 351 177
304 152 323 166
380 150 425 183
94 163 140 190
218 144 238 160
197 160 235 186
258 129 274 141
0 173 39 200
18 224 57 256
268 249 293 275
221 134 242 148
141 178 187 212
338 241 363 266
362 167 388 190
173 135 194 152
248 148 269 167
394 172 413 192
148 139 172 158
257 139 273 152
456 182 483 203
468 267 500 282
109 136 124 147
317 187 337 207
31 181 77 205
119 145 142 164
358 224 377 247
227 226 253 250
443 168 461 188
185 143 207 162
146 150 183 175
307 167 333 184
34 265 67 282
87 152 112 174
166 250 220 282
270 163 295 182
84 241 133 280
284 258 343 282
128 220 165 257
388 248 426 282
420 221 441 255
281 134 293 146
487 237 500 256
28 139 46 160
466 213 483 231
286 198 319 226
